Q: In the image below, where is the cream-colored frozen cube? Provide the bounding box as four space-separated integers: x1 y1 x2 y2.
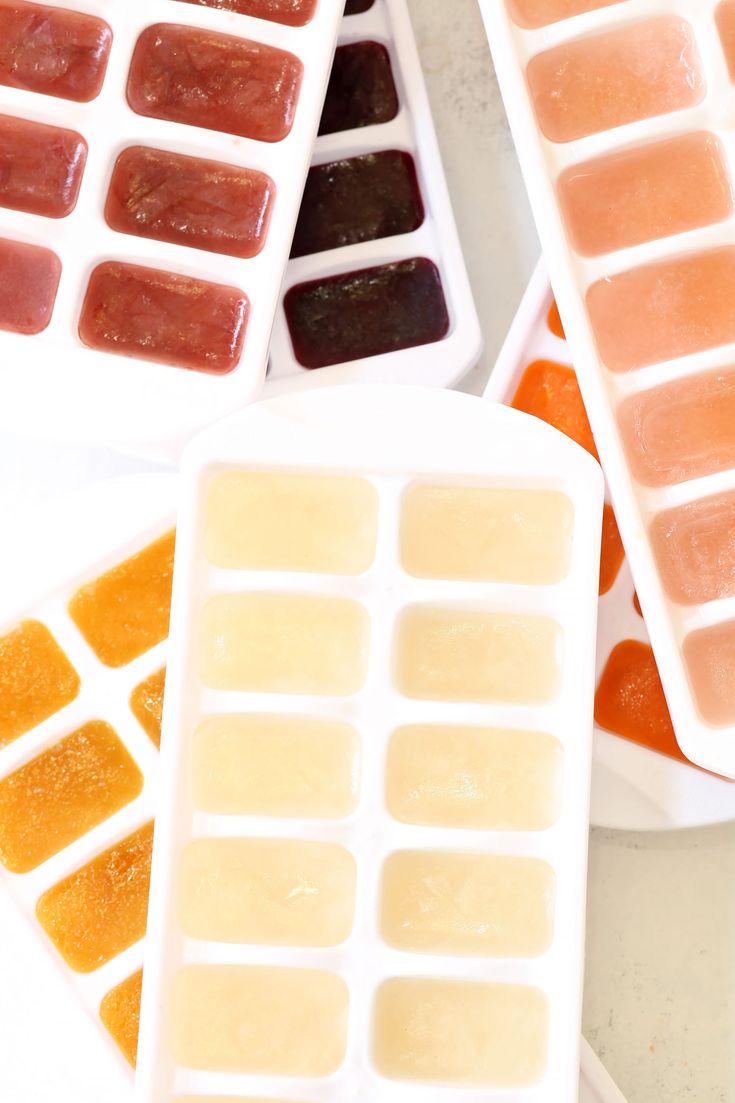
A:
170 965 348 1076
199 593 370 695
192 714 360 818
380 850 555 956
386 724 562 831
178 837 356 946
205 469 378 574
396 607 561 703
373 977 548 1086
401 483 574 583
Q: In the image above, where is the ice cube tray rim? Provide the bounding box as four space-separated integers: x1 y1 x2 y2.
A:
477 0 735 779
0 0 345 460
136 384 603 1103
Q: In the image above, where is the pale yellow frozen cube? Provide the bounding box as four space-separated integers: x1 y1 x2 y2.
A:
170 964 348 1076
178 837 356 946
205 469 378 575
373 977 548 1086
396 607 561 703
401 483 574 583
386 724 562 831
199 593 370 695
192 714 360 818
380 850 555 956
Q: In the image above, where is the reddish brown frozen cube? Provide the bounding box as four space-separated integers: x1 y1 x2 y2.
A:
0 1 112 102
0 114 86 218
127 24 303 143
106 147 274 259
174 0 318 27
79 262 248 374
0 238 60 335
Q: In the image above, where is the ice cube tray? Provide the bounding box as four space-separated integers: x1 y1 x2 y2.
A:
477 0 735 779
135 384 603 1103
264 0 482 396
486 261 735 830
0 0 343 458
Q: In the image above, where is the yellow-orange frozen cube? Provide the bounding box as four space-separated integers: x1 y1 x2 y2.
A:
0 620 79 747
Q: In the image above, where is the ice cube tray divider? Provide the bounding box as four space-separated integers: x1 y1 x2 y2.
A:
265 0 482 394
0 0 344 458
136 384 603 1103
478 0 735 778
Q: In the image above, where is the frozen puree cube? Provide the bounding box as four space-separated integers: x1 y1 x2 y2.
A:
396 607 561 704
650 491 735 605
0 114 86 218
0 2 111 102
199 593 370 695
526 17 704 143
205 469 378 574
400 483 574 584
0 237 61 335
587 248 735 373
178 837 356 946
36 821 153 972
0 620 79 747
319 41 398 135
192 714 360 818
386 724 563 830
127 24 303 143
558 132 733 257
512 359 597 459
380 851 555 956
717 1 735 82
0 720 142 873
508 0 627 27
68 531 175 668
174 0 318 26
684 621 735 727
105 147 274 260
373 977 549 1086
100 970 142 1068
130 667 166 748
170 964 348 1075
79 263 249 374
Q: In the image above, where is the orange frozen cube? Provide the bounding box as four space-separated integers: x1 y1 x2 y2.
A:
547 301 565 340
68 531 175 668
100 970 142 1068
130 668 166 748
595 640 685 763
0 720 142 873
512 360 597 460
599 505 624 597
0 620 79 747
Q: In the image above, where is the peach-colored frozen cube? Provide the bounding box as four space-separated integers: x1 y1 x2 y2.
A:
717 1 735 83
650 491 735 606
587 249 735 372
559 133 732 257
527 17 704 143
508 0 627 28
684 621 735 727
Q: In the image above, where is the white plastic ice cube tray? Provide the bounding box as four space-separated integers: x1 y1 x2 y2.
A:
478 0 735 779
136 384 603 1103
265 0 483 395
486 261 735 830
0 0 342 457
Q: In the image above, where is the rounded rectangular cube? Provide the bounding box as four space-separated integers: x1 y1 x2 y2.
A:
0 237 61 335
0 619 79 747
169 964 348 1075
684 622 735 727
178 837 356 946
199 593 370 695
595 640 683 763
373 977 549 1086
105 147 275 260
192 714 360 818
650 491 735 606
318 41 399 136
395 606 561 704
79 263 248 374
127 24 303 143
0 114 87 218
526 17 704 143
0 2 111 102
508 0 626 28
205 469 378 574
380 850 555 956
512 359 597 459
173 0 318 26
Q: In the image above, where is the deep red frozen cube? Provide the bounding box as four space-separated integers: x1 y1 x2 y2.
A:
0 1 112 103
0 237 61 335
174 0 318 28
106 147 274 259
0 114 87 218
127 24 303 143
79 262 249 374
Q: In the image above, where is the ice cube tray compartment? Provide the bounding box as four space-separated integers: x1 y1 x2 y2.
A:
265 0 482 395
0 475 177 1074
478 0 735 778
136 385 603 1103
0 0 344 457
